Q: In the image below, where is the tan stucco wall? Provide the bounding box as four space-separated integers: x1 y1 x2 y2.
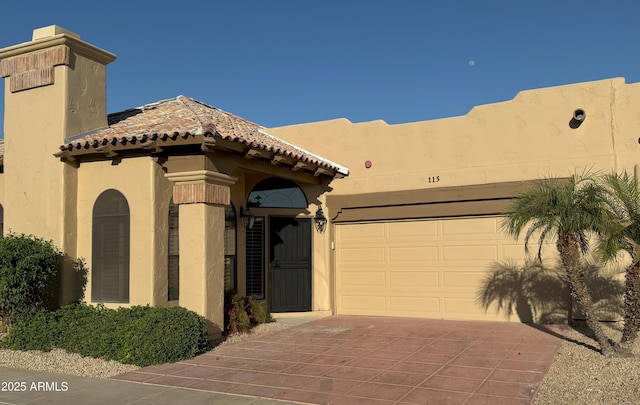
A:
229 171 247 297
305 185 332 312
151 160 174 306
0 173 5 230
77 157 160 307
270 78 640 195
64 55 110 138
2 45 110 247
3 66 73 245
269 77 640 320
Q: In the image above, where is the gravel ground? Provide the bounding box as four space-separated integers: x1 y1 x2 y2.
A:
533 324 640 405
0 347 138 378
2 322 640 403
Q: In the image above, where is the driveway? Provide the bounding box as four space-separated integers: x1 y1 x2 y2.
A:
112 316 563 404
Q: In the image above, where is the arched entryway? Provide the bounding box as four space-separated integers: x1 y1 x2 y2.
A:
245 177 312 312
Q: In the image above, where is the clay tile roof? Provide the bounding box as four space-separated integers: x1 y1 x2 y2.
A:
59 96 349 176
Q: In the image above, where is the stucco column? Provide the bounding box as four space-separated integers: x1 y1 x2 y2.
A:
178 203 225 337
166 170 237 339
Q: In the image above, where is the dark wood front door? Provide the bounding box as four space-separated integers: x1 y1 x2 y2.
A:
269 217 311 312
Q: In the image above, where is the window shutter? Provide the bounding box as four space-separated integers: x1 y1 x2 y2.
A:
168 201 179 301
92 190 130 303
245 217 265 299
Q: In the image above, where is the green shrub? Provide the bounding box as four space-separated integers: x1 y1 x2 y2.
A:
1 308 55 351
3 303 209 367
0 234 62 325
54 303 118 359
113 306 208 366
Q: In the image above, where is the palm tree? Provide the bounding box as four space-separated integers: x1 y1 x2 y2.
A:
598 171 640 351
502 173 621 356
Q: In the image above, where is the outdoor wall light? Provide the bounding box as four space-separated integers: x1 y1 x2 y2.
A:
314 206 327 233
240 206 255 229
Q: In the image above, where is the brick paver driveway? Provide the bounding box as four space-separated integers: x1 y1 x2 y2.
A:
113 316 563 404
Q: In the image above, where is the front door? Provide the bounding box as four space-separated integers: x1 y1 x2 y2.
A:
269 217 311 312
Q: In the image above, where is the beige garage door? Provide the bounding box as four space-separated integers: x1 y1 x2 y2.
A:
335 216 527 321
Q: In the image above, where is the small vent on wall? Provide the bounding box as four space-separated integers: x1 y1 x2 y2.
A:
569 109 586 129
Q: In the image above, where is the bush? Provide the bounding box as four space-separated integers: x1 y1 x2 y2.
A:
53 303 118 359
228 295 252 334
113 306 208 366
226 293 268 334
0 308 55 351
0 233 63 325
248 298 268 324
2 303 209 367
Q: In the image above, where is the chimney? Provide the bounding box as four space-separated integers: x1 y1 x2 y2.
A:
0 25 116 139
0 26 116 275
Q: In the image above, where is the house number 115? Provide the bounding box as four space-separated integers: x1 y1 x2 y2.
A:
428 176 440 183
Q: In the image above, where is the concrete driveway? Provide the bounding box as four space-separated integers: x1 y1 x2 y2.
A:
113 316 563 404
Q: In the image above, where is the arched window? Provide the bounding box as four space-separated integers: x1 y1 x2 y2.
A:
92 189 130 303
168 200 179 301
247 178 307 208
224 204 237 291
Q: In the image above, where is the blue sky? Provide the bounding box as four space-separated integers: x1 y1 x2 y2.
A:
1 1 639 132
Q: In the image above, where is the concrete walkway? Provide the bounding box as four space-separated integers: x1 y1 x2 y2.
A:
0 366 298 405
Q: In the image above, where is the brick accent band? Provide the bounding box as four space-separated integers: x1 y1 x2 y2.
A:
10 67 54 92
0 45 69 77
0 45 69 92
173 183 230 205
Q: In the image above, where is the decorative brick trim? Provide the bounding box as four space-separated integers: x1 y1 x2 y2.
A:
165 170 236 205
173 183 230 205
0 45 69 77
0 45 69 92
10 67 54 92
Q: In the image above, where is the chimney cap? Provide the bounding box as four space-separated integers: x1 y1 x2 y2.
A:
32 25 80 41
0 25 115 65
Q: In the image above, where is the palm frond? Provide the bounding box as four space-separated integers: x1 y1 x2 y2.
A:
503 171 605 260
598 171 640 262
577 231 590 255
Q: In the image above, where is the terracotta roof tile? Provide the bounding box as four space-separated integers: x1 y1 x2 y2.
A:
58 96 348 176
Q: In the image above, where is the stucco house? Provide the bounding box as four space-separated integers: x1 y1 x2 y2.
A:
1 26 637 335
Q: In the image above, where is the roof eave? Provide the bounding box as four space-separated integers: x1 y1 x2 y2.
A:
55 132 346 179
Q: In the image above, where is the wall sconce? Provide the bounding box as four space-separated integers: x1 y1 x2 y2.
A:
314 206 327 233
240 206 255 229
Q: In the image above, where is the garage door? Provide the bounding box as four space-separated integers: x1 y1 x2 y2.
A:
335 216 527 321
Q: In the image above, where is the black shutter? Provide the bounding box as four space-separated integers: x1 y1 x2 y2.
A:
245 217 264 299
168 201 179 301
